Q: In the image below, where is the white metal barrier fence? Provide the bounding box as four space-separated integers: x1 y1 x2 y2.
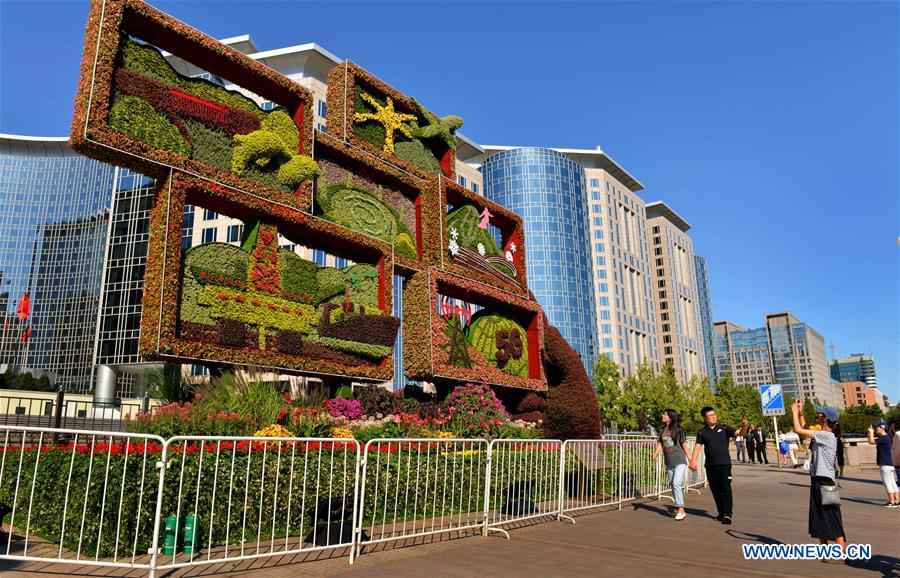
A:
0 427 705 576
0 425 166 573
484 440 564 537
155 437 361 571
355 438 488 553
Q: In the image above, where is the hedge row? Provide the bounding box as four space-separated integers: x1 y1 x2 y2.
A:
0 442 654 557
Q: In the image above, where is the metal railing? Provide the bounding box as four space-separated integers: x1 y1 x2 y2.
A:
155 437 361 570
356 438 488 553
0 425 166 572
484 440 564 537
0 426 706 576
0 392 147 432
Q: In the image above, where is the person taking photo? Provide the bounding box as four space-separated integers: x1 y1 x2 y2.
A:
792 400 846 562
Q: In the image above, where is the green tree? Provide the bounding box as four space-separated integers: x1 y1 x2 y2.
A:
802 398 817 425
619 362 669 431
677 376 717 433
592 355 624 426
842 403 883 417
713 374 762 428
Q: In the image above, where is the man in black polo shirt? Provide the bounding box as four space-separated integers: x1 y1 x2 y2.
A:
689 406 737 524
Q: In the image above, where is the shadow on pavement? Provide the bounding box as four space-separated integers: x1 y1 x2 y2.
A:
630 503 717 520
847 555 900 577
724 529 784 545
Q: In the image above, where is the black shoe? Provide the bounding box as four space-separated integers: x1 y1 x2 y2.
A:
715 513 724 521
721 515 732 525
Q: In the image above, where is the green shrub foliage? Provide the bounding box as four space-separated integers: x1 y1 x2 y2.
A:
447 205 502 256
109 95 189 156
183 119 232 170
394 140 441 175
279 251 318 298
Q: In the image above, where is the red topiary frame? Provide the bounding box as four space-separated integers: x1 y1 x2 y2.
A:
70 0 315 212
441 177 528 296
140 171 395 381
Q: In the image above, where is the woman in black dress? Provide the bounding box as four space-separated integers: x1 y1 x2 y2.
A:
791 399 846 562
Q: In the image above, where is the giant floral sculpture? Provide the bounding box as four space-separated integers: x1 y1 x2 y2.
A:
71 0 599 435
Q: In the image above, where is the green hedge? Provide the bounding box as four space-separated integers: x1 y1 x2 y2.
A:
279 251 318 298
109 95 189 156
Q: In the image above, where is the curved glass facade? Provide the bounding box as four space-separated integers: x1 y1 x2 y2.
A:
0 135 117 392
481 148 598 372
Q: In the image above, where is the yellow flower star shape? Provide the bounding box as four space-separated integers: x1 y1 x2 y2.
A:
353 92 417 153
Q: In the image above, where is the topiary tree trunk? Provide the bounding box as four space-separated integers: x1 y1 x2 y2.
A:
541 319 602 439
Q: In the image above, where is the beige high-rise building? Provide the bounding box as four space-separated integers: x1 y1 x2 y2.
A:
577 154 659 378
645 202 707 383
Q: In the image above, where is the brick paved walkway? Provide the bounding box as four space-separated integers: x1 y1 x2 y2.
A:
2 464 897 577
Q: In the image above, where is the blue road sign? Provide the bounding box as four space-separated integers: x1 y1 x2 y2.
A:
759 383 785 417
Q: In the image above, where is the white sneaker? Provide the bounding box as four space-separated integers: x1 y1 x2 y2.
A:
675 512 686 520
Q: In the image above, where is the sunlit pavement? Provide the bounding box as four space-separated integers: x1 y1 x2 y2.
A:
2 465 897 578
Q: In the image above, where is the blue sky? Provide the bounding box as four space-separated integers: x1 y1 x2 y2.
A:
1 1 897 400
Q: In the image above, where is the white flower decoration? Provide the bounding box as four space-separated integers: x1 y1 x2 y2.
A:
477 243 486 256
448 238 460 256
505 250 514 262
509 242 517 253
449 227 459 241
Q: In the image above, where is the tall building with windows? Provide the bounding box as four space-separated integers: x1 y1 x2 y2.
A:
713 312 836 405
645 202 706 383
713 321 773 387
479 148 598 372
694 255 717 388
0 134 117 392
464 145 657 378
830 353 877 387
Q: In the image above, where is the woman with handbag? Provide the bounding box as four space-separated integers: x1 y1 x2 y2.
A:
791 399 846 562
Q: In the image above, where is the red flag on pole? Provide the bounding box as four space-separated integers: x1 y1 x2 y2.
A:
19 325 31 343
16 292 30 322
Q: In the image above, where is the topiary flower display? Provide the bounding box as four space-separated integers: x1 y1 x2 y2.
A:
352 92 416 154
232 110 319 189
443 383 509 438
466 312 529 377
317 179 417 258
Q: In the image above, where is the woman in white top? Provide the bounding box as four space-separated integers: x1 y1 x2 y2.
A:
791 400 846 562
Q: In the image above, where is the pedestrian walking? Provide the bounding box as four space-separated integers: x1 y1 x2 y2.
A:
689 406 737 524
653 409 691 520
891 420 900 487
753 426 769 464
791 400 846 562
745 425 757 464
735 418 748 463
868 421 898 508
780 429 800 467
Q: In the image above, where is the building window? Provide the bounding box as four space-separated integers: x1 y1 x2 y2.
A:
593 217 603 226
600 297 609 306
260 101 275 111
201 227 217 244
203 209 217 221
591 178 600 187
599 283 608 292
471 182 479 193
458 175 467 187
652 226 660 234
602 324 611 334
592 204 601 213
600 310 610 320
592 191 601 200
595 243 605 253
317 100 328 117
595 256 605 266
226 224 243 243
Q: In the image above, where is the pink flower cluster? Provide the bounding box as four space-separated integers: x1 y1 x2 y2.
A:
324 397 363 420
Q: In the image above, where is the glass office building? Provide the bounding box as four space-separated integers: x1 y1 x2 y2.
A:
481 148 598 372
694 255 717 388
830 354 877 387
0 135 117 392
